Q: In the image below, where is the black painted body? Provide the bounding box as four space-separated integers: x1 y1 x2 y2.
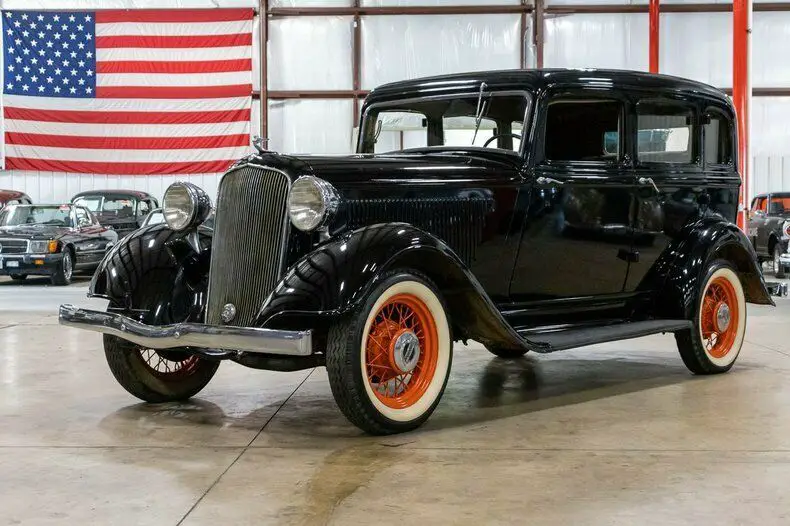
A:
88 69 772 359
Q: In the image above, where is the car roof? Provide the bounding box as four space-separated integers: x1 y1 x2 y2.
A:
71 190 154 199
0 189 29 199
364 68 731 110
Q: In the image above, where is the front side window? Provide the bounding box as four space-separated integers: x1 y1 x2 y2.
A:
544 99 622 162
75 207 91 227
360 93 530 154
637 101 694 164
138 200 151 216
0 205 73 227
751 197 767 213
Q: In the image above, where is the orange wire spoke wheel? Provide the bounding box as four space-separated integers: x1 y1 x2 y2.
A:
364 293 439 409
139 349 201 380
700 276 740 359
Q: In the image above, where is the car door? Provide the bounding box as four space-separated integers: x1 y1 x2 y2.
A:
509 92 635 321
72 206 107 266
625 96 705 292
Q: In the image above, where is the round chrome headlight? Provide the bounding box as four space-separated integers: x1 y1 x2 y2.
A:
163 182 211 232
288 176 339 232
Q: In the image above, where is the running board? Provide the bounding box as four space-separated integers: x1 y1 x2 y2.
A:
520 319 692 353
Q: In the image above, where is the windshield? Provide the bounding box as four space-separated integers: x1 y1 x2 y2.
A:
359 92 531 154
0 205 72 227
74 196 138 217
144 211 165 226
73 196 102 212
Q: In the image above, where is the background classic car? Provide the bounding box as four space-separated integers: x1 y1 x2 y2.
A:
0 189 32 209
61 70 772 435
0 204 117 285
748 191 790 277
71 190 160 239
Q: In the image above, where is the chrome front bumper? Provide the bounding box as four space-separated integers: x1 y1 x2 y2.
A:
58 304 312 356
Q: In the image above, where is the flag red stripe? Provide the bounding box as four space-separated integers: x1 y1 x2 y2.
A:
5 157 235 175
96 8 254 24
4 106 250 124
6 132 250 150
96 85 252 99
97 59 252 74
96 33 252 49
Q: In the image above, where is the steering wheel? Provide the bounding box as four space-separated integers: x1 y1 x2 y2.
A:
483 133 522 148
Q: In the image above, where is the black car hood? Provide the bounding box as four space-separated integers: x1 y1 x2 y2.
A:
0 225 69 239
246 149 523 184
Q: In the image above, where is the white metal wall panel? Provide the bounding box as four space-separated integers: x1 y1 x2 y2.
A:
544 13 648 71
1 0 257 7
267 99 353 154
753 12 790 88
363 0 519 5
360 14 523 89
268 16 353 90
659 13 731 87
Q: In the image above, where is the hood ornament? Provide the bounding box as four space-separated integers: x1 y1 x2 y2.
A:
252 135 270 154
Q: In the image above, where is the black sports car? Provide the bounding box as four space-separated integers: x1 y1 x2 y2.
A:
0 204 117 285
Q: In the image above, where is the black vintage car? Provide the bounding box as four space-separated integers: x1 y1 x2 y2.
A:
60 69 772 434
0 204 117 285
71 190 159 238
747 192 790 277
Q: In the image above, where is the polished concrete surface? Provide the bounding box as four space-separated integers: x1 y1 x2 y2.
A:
3 274 790 525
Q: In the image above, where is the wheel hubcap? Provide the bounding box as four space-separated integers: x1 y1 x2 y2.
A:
390 330 421 373
715 302 731 332
64 254 72 279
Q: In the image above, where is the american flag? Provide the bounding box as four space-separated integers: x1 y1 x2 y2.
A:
1 9 253 174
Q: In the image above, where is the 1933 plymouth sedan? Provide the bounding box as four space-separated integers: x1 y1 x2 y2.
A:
60 69 773 434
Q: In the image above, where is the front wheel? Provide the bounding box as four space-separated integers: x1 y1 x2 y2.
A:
774 246 786 279
326 271 453 435
675 262 746 374
10 274 27 281
50 250 73 286
104 334 219 403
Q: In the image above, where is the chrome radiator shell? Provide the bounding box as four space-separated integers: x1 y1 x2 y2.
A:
206 165 291 327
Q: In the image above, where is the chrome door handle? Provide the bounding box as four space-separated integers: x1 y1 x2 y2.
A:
638 177 660 193
536 176 564 186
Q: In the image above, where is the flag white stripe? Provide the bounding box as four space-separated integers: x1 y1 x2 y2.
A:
96 71 251 87
96 46 252 62
3 94 250 112
6 144 250 163
4 120 251 138
96 21 252 37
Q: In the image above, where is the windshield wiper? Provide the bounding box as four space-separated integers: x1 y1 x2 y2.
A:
471 82 489 145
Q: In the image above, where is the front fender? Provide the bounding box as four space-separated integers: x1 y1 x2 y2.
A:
645 216 773 320
255 223 527 350
89 224 212 324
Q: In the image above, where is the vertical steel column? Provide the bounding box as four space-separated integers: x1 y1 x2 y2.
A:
733 0 752 230
352 1 362 127
535 0 544 68
649 0 660 73
260 0 269 142
520 0 528 68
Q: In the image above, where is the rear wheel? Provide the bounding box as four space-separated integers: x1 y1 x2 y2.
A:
676 262 746 374
326 271 452 434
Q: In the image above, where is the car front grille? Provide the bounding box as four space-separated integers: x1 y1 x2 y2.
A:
206 165 291 327
0 239 29 254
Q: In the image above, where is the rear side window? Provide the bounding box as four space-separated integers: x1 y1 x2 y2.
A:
704 110 733 165
544 99 622 162
636 101 694 164
752 197 767 213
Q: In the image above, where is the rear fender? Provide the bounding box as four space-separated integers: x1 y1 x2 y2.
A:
89 225 212 324
644 217 773 320
255 223 527 350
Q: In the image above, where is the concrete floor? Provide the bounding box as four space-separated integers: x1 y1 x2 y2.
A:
3 274 790 525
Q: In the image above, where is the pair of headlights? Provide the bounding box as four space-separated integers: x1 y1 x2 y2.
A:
162 176 339 233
